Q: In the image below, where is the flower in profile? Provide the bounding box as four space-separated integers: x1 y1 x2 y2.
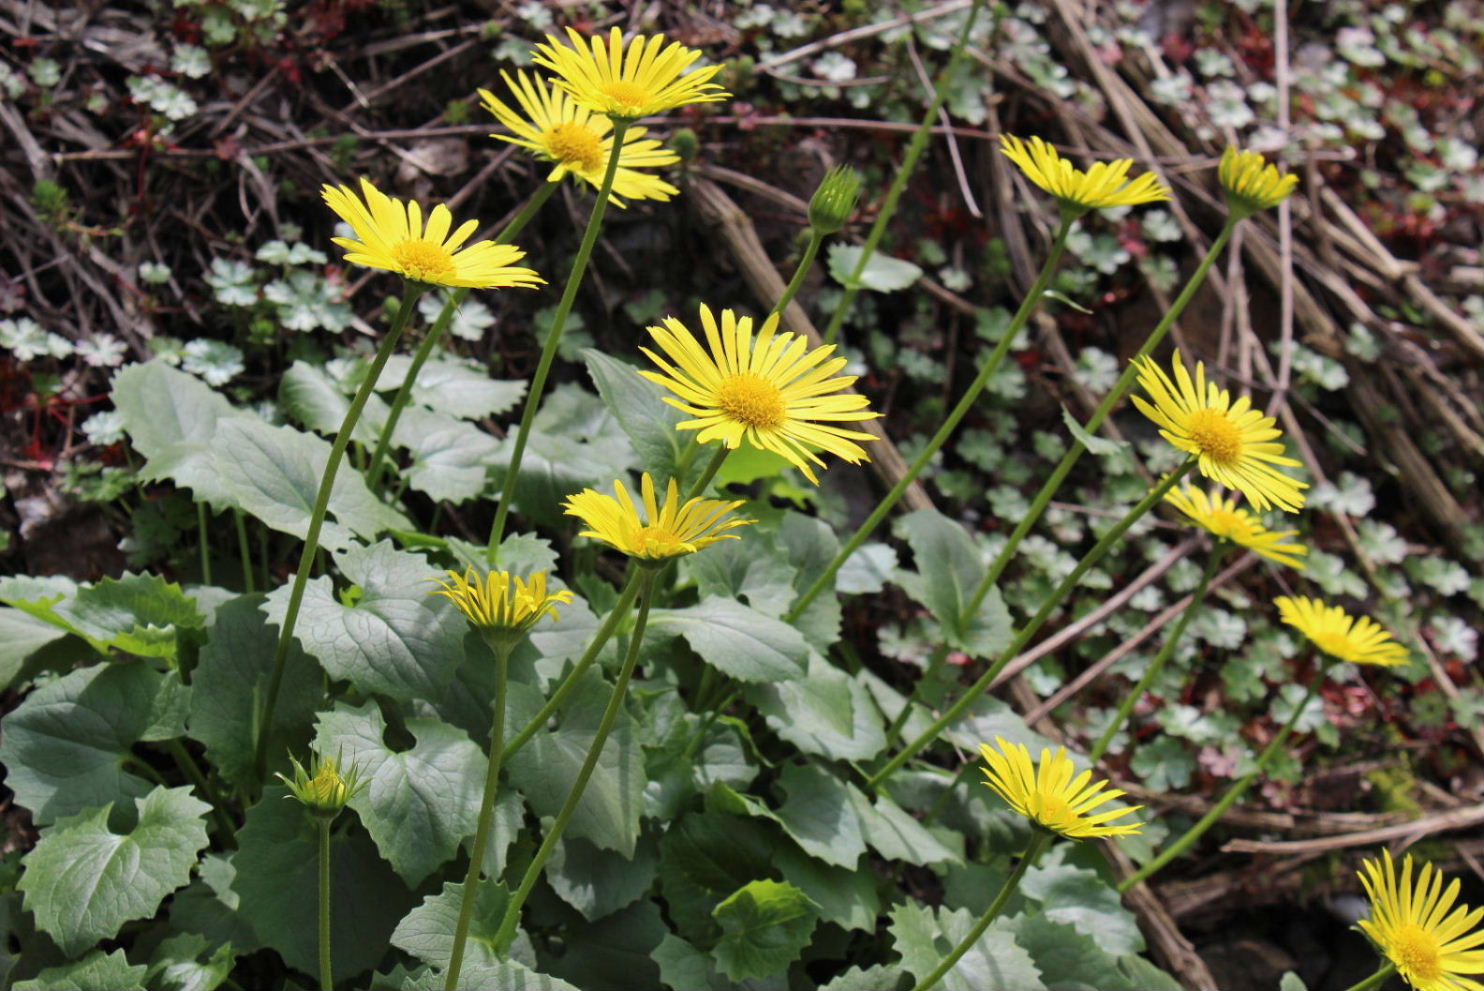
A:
1356 849 1483 991
1132 350 1308 513
639 305 879 484
430 569 573 650
1275 596 1410 667
531 26 729 121
564 472 751 562
999 134 1170 213
1164 483 1308 569
1218 146 1299 216
322 178 544 289
978 736 1143 839
479 71 679 206
276 751 366 820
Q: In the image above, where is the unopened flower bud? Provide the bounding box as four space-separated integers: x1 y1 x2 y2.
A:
669 127 699 164
277 752 365 821
1218 146 1298 218
808 165 863 235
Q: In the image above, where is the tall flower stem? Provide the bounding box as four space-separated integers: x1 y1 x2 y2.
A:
910 831 1053 991
367 182 557 495
684 445 731 501
820 0 986 348
786 219 1074 625
1343 963 1395 991
487 121 633 564
317 817 333 991
444 640 515 991
868 461 1194 790
254 284 426 784
961 218 1239 621
500 568 644 764
772 230 824 320
1088 543 1226 763
1118 657 1334 892
197 503 213 586
490 568 658 955
234 509 255 593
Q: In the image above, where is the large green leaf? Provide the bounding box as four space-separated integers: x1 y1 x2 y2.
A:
12 949 147 991
651 934 730 991
548 832 660 922
279 360 388 443
375 355 525 420
263 540 466 699
505 670 643 856
233 786 413 983
582 348 685 483
395 408 500 504
710 879 818 982
772 844 880 932
543 901 666 991
391 880 509 976
827 244 923 292
18 786 210 955
145 932 236 991
188 594 321 790
1007 914 1179 991
894 509 1012 656
0 661 183 824
745 653 886 761
0 607 72 689
850 791 961 867
654 597 808 683
500 385 636 527
314 702 485 885
57 572 206 659
890 902 1044 991
1021 850 1143 956
774 763 867 868
820 965 906 991
682 540 796 618
168 853 260 954
112 360 235 459
657 811 774 946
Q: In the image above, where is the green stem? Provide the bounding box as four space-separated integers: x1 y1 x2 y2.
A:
444 641 514 991
684 445 730 501
786 219 1074 625
501 569 644 765
1088 543 1226 764
318 818 333 991
1343 963 1396 991
253 284 425 785
883 645 950 750
868 461 1195 790
486 120 633 564
197 502 212 586
166 739 236 844
1118 657 1334 892
771 230 824 320
367 182 556 496
963 218 1239 619
910 831 1052 991
820 0 987 348
234 510 254 593
491 568 657 955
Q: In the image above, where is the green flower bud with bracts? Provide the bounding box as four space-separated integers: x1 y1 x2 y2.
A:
277 752 367 821
808 164 863 235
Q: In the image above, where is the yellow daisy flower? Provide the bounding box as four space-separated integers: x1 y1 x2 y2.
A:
564 472 752 562
1164 483 1308 569
479 71 679 206
999 134 1170 212
1357 849 1484 991
1275 596 1410 667
1218 146 1299 216
978 736 1144 839
531 26 729 121
430 568 573 638
638 305 879 484
322 178 544 290
1132 350 1308 513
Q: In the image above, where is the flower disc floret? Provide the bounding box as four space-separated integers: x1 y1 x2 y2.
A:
531 27 729 120
322 178 544 290
1164 484 1308 569
1357 850 1484 991
563 472 752 562
1132 349 1308 513
999 134 1170 212
639 305 879 483
1219 146 1299 215
978 736 1144 839
479 72 680 205
1275 596 1410 667
430 569 573 640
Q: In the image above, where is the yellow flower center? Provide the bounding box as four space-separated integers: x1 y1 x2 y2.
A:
717 373 786 429
1390 923 1443 984
600 80 652 113
546 122 605 173
309 763 347 807
1185 408 1243 465
1036 794 1070 828
1202 509 1245 540
634 524 686 558
392 239 456 283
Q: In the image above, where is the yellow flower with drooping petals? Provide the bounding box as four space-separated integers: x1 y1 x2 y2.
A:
999 134 1170 212
1356 849 1484 991
1275 596 1410 668
430 569 572 641
479 71 679 206
322 179 543 289
1218 146 1299 216
978 736 1144 839
531 27 729 121
638 305 879 484
1132 349 1308 513
563 472 751 562
1164 483 1308 569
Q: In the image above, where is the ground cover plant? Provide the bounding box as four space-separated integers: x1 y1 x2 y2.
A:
1 2 1482 990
